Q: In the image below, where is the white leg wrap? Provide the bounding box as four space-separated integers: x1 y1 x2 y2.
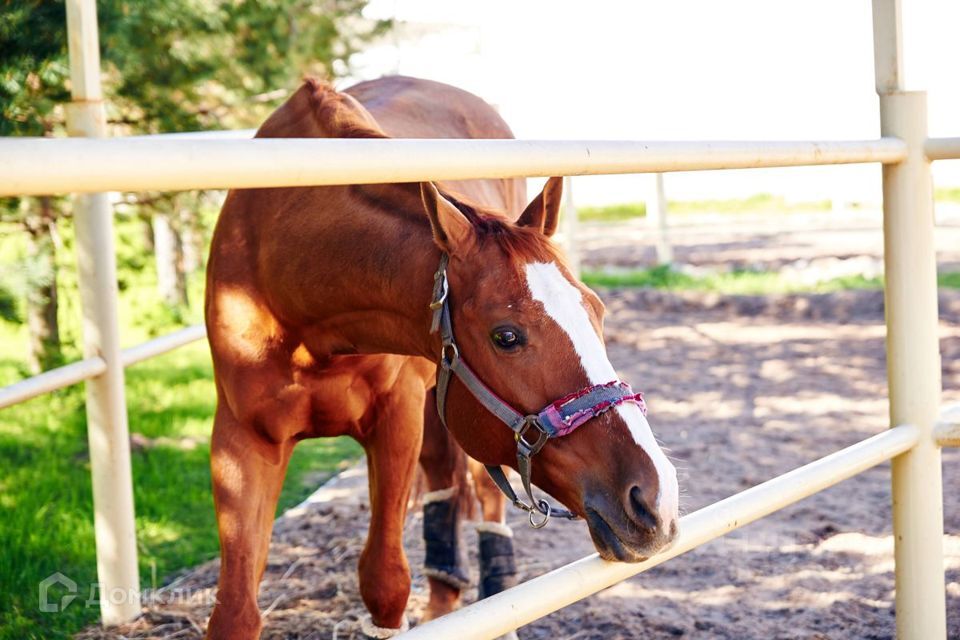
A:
360 614 410 639
422 486 457 504
475 521 513 537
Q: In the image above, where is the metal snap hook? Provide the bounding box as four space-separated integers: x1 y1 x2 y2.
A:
529 500 551 529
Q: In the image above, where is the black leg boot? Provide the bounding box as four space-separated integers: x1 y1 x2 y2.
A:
422 488 470 590
477 522 518 599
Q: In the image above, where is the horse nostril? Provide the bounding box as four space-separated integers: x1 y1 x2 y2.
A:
628 486 659 530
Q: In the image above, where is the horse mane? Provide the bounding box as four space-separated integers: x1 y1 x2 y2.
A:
302 77 389 139
258 77 389 140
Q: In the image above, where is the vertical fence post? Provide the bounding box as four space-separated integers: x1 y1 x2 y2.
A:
645 173 672 265
65 0 141 625
872 1 946 638
562 176 581 279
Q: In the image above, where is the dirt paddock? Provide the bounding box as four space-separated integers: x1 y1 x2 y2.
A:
81 281 960 640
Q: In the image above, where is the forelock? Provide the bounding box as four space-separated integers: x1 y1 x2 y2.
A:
442 192 566 270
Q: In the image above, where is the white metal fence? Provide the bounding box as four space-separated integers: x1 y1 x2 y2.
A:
0 0 956 637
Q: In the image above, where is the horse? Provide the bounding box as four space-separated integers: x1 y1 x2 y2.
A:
204 75 680 639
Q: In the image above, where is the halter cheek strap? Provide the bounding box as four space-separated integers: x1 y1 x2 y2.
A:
429 253 648 528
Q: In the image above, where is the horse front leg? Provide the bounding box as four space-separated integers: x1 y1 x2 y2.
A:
207 402 292 640
418 388 470 621
468 458 518 600
356 383 425 638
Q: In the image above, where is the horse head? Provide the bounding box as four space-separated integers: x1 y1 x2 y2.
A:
420 177 679 562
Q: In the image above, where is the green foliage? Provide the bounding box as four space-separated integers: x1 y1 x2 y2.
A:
0 283 18 323
1 197 221 361
0 0 72 136
97 0 389 132
2 0 390 135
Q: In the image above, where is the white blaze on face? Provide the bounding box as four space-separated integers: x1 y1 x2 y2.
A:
524 261 679 526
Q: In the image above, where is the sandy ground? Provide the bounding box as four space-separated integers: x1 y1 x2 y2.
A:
80 212 960 639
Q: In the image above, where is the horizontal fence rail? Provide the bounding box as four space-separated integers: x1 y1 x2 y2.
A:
134 129 257 140
0 324 206 410
400 424 919 640
120 324 207 368
0 137 908 197
0 357 107 410
925 137 960 161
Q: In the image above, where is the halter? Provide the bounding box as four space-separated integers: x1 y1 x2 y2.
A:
429 253 648 528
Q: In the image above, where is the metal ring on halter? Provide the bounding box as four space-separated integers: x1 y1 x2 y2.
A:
529 500 551 528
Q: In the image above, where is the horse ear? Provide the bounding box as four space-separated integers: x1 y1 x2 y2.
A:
420 182 473 254
517 176 564 237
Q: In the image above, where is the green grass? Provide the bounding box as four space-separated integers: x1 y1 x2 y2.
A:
0 342 362 639
935 187 960 203
577 188 960 223
0 212 363 639
581 265 960 295
940 271 960 289
577 193 832 223
669 193 831 215
578 202 647 222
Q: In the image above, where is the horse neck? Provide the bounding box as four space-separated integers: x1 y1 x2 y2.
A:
332 237 441 359
272 185 443 361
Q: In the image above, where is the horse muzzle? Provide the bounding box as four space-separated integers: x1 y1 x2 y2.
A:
583 486 679 562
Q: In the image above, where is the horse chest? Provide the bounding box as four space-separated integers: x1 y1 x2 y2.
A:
294 354 428 437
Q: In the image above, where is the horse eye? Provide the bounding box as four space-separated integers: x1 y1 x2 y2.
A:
491 327 524 351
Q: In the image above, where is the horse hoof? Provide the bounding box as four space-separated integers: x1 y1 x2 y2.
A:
360 614 409 639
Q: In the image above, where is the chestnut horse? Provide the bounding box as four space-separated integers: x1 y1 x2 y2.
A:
204 76 679 639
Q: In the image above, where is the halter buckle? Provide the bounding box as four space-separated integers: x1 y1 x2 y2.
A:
515 415 550 457
440 342 459 369
429 267 449 311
